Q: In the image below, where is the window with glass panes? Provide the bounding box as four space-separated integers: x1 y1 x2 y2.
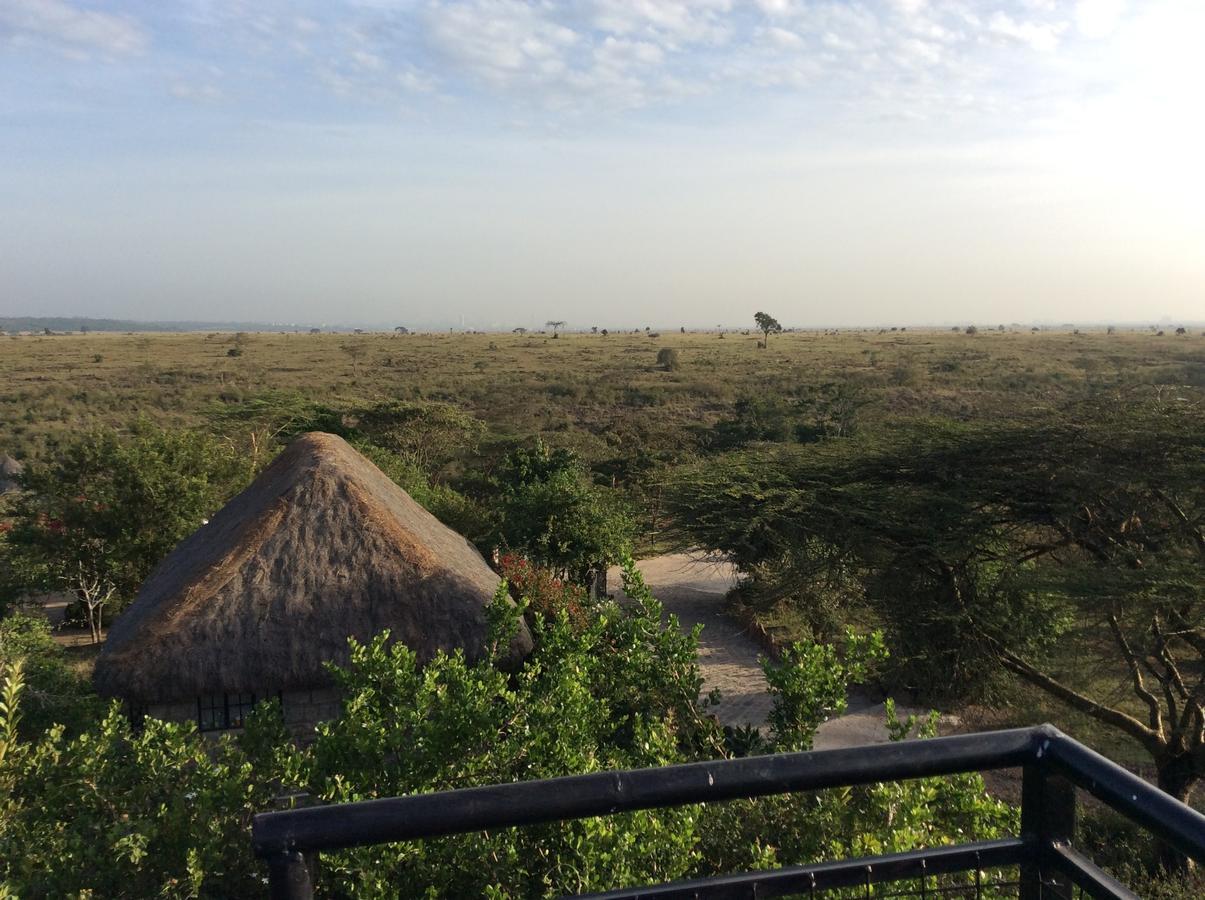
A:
228 693 256 728
197 693 256 731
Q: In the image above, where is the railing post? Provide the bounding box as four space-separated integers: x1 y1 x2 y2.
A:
267 850 314 900
1021 764 1076 900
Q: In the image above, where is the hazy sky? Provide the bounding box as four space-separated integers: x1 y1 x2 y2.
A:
2 0 1202 328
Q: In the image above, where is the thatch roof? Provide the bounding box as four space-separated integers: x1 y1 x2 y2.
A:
0 454 22 493
94 433 532 703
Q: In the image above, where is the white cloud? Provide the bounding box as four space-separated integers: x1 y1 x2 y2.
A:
988 12 1065 52
170 81 223 103
753 0 795 17
886 0 927 17
589 0 733 45
1076 0 1124 39
766 26 804 50
595 35 664 68
0 0 146 56
426 1 579 86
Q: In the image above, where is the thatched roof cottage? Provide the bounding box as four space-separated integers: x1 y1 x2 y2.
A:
93 432 532 734
0 454 23 493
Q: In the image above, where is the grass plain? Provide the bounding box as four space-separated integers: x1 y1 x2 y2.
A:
3 325 1203 771
3 326 1201 462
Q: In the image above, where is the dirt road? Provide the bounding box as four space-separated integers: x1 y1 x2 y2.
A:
610 553 947 747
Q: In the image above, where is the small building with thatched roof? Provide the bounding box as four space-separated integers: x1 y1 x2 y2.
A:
93 432 532 734
0 454 23 494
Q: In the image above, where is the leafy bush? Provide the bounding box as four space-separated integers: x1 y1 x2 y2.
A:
497 552 589 629
0 422 250 629
488 442 634 585
0 613 102 737
0 567 1016 898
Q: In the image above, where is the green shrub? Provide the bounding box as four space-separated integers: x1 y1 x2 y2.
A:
0 568 1015 898
656 348 681 371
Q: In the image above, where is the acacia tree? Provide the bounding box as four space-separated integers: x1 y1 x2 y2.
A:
753 311 782 347
674 394 1205 864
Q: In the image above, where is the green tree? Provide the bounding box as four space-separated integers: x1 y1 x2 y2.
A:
1 422 248 637
490 441 635 587
753 311 782 347
673 394 1205 849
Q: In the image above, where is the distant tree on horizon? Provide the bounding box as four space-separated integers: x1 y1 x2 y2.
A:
753 311 782 348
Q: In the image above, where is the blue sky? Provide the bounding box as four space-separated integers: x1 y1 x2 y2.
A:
1 0 1202 328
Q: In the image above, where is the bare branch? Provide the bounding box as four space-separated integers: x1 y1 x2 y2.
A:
996 646 1164 753
1108 614 1164 737
1153 615 1189 698
1152 488 1205 560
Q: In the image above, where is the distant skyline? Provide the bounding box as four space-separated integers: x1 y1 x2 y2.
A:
2 1 1202 327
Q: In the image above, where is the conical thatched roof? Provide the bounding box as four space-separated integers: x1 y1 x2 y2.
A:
0 454 22 493
94 433 532 703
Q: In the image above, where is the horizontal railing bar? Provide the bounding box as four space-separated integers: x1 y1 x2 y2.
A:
570 837 1030 900
253 726 1042 856
1045 842 1139 900
1041 728 1205 865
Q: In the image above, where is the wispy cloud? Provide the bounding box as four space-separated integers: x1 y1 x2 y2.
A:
0 1 1133 126
0 0 147 57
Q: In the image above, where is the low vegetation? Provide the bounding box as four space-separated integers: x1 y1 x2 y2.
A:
0 569 1014 897
0 326 1201 894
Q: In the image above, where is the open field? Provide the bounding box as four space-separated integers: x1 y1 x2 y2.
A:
3 327 1202 462
3 326 1203 776
3 324 1203 895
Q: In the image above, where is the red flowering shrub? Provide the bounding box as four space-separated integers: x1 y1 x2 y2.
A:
498 553 589 630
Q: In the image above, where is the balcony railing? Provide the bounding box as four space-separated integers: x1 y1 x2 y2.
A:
251 724 1205 899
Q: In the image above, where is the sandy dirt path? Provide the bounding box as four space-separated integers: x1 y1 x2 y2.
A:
610 553 944 747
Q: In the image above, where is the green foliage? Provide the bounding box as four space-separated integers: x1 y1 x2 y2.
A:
695 691 1016 884
763 630 887 750
0 675 284 898
489 441 635 585
674 393 1205 826
753 311 783 344
705 395 797 449
352 400 486 475
0 613 102 737
675 397 1203 698
0 568 1019 898
1 422 249 620
703 384 868 452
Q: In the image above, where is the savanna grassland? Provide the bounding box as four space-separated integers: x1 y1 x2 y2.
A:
2 325 1204 895
3 329 1204 743
4 326 1201 463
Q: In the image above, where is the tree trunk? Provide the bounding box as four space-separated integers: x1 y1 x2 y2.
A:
1154 754 1198 875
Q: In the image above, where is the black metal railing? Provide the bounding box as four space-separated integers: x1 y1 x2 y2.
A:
251 724 1205 899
